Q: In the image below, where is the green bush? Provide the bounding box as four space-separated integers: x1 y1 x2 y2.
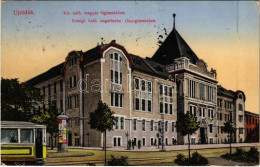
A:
174 152 208 166
247 147 259 163
221 147 259 163
107 155 129 166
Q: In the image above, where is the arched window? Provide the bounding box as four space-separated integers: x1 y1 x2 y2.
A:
110 53 122 84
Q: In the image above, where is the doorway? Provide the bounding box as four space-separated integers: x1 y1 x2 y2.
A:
200 128 206 144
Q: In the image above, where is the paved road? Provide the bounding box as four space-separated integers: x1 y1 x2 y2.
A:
69 142 259 152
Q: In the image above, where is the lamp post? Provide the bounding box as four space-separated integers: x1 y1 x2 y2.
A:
86 132 90 147
58 114 68 152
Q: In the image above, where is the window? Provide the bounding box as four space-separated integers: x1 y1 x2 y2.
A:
239 94 242 99
1 129 18 143
225 101 232 110
135 78 139 90
172 138 176 145
73 76 77 87
134 78 152 112
151 138 154 146
159 84 174 114
115 117 119 129
207 86 214 102
172 122 175 132
142 99 146 111
165 138 168 145
191 138 196 145
54 82 56 94
189 80 196 98
209 124 213 133
199 107 205 117
159 85 163 95
135 98 139 110
111 93 123 107
217 99 223 108
239 128 243 134
189 105 196 116
160 102 163 113
220 113 222 121
239 115 243 122
133 119 137 130
209 138 213 144
113 137 121 147
208 108 214 119
165 121 168 132
142 138 146 146
74 95 78 108
142 119 146 131
110 53 122 84
158 121 161 132
68 97 72 109
239 104 243 111
148 100 152 112
150 120 154 131
69 77 72 88
199 83 205 100
120 117 124 129
170 104 173 114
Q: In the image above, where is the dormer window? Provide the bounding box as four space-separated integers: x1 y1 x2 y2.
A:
110 53 122 84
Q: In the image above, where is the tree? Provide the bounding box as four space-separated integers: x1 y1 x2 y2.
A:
32 103 59 150
89 101 115 166
176 112 200 160
223 121 236 157
1 78 42 121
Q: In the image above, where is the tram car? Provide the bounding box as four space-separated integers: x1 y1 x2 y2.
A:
1 121 47 165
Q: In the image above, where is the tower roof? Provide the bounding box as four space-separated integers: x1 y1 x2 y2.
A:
151 27 199 65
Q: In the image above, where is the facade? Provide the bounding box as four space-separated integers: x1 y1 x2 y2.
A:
27 16 246 147
245 111 259 143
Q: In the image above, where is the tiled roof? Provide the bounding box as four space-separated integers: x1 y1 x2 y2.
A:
151 28 199 65
217 85 235 98
26 62 64 86
245 111 259 117
131 54 169 78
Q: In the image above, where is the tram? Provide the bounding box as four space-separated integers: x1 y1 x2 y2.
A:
1 121 47 165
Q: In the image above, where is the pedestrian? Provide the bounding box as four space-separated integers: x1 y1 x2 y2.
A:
132 140 134 149
128 139 131 149
138 140 141 149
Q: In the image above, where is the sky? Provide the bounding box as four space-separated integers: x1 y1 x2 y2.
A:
1 1 259 114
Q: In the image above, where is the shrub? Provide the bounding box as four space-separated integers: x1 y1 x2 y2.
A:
221 147 259 164
174 152 208 166
107 155 128 166
247 147 259 163
190 151 209 166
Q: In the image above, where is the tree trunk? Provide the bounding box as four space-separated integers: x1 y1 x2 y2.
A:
229 132 232 157
104 131 107 166
188 133 190 160
51 134 54 150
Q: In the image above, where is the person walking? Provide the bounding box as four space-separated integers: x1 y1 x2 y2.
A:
138 140 141 149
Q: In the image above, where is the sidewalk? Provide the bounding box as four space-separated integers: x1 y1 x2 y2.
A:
69 142 259 152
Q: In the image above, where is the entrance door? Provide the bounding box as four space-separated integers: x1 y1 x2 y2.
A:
35 129 43 159
200 128 206 144
68 133 72 146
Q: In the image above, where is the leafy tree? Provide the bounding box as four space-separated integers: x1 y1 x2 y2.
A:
1 78 42 121
32 103 59 150
89 101 115 166
176 112 200 160
223 121 236 157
